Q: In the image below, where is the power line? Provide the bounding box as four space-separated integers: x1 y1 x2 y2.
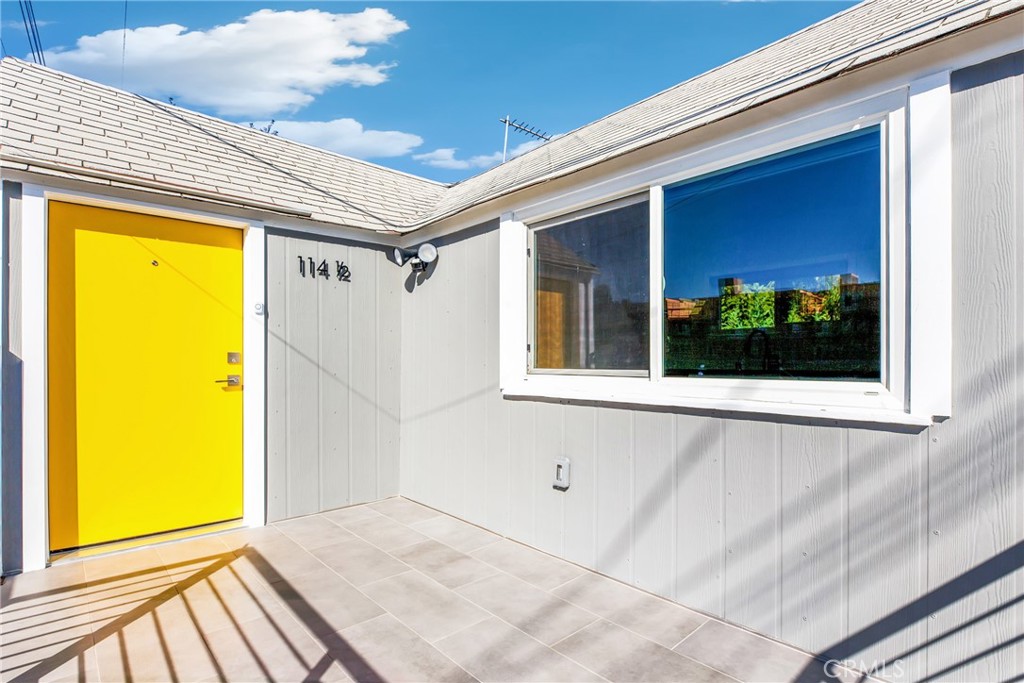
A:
18 0 45 66
120 0 128 87
25 0 44 65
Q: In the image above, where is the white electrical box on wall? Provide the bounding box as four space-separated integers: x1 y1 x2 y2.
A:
553 457 571 491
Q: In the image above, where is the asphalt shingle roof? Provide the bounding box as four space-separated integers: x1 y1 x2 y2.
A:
1 0 1021 233
0 60 446 232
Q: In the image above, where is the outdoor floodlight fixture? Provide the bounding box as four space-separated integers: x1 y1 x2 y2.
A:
394 243 439 272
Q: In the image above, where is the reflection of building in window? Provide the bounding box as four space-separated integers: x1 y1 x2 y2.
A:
535 231 599 369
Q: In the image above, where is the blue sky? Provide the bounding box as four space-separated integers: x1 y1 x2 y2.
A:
1 1 857 182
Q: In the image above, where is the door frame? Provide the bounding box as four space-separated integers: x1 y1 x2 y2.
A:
18 183 267 571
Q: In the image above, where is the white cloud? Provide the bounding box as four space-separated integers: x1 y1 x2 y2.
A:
2 19 53 29
43 8 408 118
414 139 549 171
260 118 423 159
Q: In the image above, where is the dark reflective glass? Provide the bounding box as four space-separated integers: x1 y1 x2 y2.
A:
663 128 882 380
534 201 650 371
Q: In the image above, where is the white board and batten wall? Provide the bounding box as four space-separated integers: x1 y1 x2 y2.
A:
265 231 401 520
398 53 1024 682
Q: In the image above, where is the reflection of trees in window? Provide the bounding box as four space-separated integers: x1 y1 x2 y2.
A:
664 273 879 378
786 275 841 323
719 278 776 330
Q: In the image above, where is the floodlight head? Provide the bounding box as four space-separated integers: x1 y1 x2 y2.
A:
417 243 438 264
394 243 438 272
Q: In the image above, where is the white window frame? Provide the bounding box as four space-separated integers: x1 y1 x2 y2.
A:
500 76 952 426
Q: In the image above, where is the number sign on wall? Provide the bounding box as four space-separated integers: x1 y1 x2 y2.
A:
298 256 352 282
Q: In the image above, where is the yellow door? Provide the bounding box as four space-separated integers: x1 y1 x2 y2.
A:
48 201 244 552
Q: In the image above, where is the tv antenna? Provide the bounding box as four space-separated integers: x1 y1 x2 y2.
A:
500 115 550 162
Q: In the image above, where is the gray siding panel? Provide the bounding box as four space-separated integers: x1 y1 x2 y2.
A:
265 232 401 521
674 415 724 616
925 51 1024 682
397 51 1023 680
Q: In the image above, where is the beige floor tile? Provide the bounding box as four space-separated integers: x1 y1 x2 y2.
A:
0 635 100 683
472 540 584 591
321 504 384 527
217 524 287 552
457 572 599 645
275 514 356 550
1 566 96 644
174 558 286 635
80 547 170 585
392 540 499 589
360 570 489 642
1 595 97 644
267 565 384 638
674 619 822 683
202 612 350 682
92 596 221 683
0 562 87 607
555 619 732 683
410 514 502 553
369 497 444 525
344 514 429 551
0 598 98 683
84 571 182 636
154 534 233 574
553 571 707 648
233 534 327 585
311 538 411 587
435 616 602 682
333 613 476 682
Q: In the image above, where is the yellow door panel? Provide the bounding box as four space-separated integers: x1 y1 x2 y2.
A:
48 202 243 551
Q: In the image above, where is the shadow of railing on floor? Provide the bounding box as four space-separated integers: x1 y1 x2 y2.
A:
5 547 382 683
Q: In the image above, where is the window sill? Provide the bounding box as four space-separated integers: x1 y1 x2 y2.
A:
501 377 933 428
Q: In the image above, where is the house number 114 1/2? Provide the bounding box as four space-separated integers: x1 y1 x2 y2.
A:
298 256 352 282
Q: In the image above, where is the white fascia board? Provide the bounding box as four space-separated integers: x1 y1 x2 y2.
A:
907 71 953 420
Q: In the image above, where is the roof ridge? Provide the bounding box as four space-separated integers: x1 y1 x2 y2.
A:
0 56 448 191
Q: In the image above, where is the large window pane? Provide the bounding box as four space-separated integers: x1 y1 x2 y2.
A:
663 128 882 380
533 200 649 371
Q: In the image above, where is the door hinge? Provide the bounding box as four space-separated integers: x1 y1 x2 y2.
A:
527 247 531 257
527 343 532 352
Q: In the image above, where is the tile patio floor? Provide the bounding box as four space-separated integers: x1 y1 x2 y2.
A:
1 497 851 683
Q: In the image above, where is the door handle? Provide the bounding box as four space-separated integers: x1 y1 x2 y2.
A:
215 375 241 386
